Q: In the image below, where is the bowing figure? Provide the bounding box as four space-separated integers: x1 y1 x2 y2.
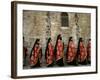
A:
45 38 54 67
77 38 87 65
30 39 42 68
23 37 28 66
66 37 77 65
87 39 91 64
23 46 28 66
54 34 64 66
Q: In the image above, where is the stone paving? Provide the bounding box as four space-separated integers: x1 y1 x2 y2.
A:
23 53 90 69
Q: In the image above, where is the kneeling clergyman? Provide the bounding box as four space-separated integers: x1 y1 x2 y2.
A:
55 34 64 66
66 37 77 65
77 38 87 65
87 39 91 64
30 39 42 68
45 38 54 67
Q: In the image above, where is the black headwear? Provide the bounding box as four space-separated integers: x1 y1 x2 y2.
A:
45 38 51 59
77 37 83 55
66 37 73 55
30 39 40 58
54 34 62 56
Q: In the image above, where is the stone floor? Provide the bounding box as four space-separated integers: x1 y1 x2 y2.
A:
23 54 91 69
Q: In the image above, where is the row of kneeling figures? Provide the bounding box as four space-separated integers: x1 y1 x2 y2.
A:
23 34 91 68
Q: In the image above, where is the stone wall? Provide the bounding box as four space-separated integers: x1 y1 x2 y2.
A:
23 10 91 54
